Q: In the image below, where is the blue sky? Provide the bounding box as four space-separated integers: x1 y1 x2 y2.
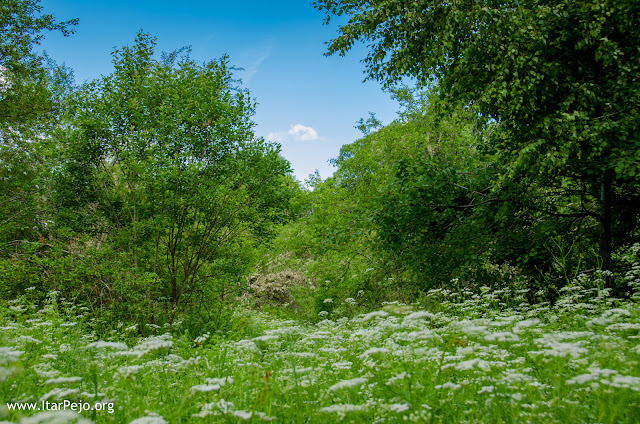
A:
40 0 401 182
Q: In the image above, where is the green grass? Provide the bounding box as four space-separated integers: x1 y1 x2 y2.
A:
2 265 640 423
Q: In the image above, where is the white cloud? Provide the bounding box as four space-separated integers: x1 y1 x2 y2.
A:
288 124 319 141
265 124 320 143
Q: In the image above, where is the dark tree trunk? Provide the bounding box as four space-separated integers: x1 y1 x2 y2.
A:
598 173 612 284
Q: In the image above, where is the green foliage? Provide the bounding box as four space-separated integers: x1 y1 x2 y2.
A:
0 0 77 129
1 1 77 255
315 0 640 275
50 32 294 328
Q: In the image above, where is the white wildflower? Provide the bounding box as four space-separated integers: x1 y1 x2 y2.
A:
360 310 389 321
320 403 371 419
387 372 409 385
45 376 82 385
388 403 411 413
485 332 520 342
282 367 313 374
206 377 234 385
193 332 210 344
478 385 494 394
17 411 92 424
217 399 235 414
434 382 462 390
442 358 491 372
404 311 435 320
18 335 42 344
513 319 541 333
232 411 253 420
329 377 368 391
8 305 27 312
252 335 278 342
128 415 167 424
610 375 640 391
86 341 128 350
39 388 80 401
331 361 353 370
359 347 390 358
0 347 24 362
191 384 223 393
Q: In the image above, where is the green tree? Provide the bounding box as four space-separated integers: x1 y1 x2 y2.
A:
307 88 489 292
1 0 77 128
315 0 640 275
54 32 293 324
1 0 76 251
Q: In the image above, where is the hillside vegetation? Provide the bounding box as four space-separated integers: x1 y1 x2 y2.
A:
2 0 640 422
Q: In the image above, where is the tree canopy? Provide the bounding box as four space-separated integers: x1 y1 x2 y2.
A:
0 0 77 128
314 0 640 273
52 32 294 323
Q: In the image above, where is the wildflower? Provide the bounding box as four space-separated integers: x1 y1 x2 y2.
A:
609 375 640 391
252 335 278 342
360 310 389 321
206 377 234 385
328 377 368 391
388 403 411 413
513 319 541 333
17 411 92 424
0 347 24 362
442 358 490 372
86 341 128 351
319 403 371 418
114 365 144 379
130 334 174 357
404 311 435 320
478 385 494 394
191 384 223 393
323 298 333 304
387 372 409 385
18 335 42 344
359 347 390 358
217 399 235 414
434 382 462 390
485 332 520 342
232 411 253 420
194 332 210 344
331 361 353 370
40 388 80 401
45 376 82 385
129 415 168 424
319 347 346 355
8 305 27 312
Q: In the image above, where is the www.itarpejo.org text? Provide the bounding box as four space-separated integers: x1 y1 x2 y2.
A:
7 400 114 414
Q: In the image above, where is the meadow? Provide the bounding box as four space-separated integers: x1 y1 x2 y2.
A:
2 251 640 424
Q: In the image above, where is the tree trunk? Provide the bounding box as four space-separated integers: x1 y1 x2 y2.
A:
598 173 612 284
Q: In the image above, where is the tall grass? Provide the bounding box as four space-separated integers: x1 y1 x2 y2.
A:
2 253 640 423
